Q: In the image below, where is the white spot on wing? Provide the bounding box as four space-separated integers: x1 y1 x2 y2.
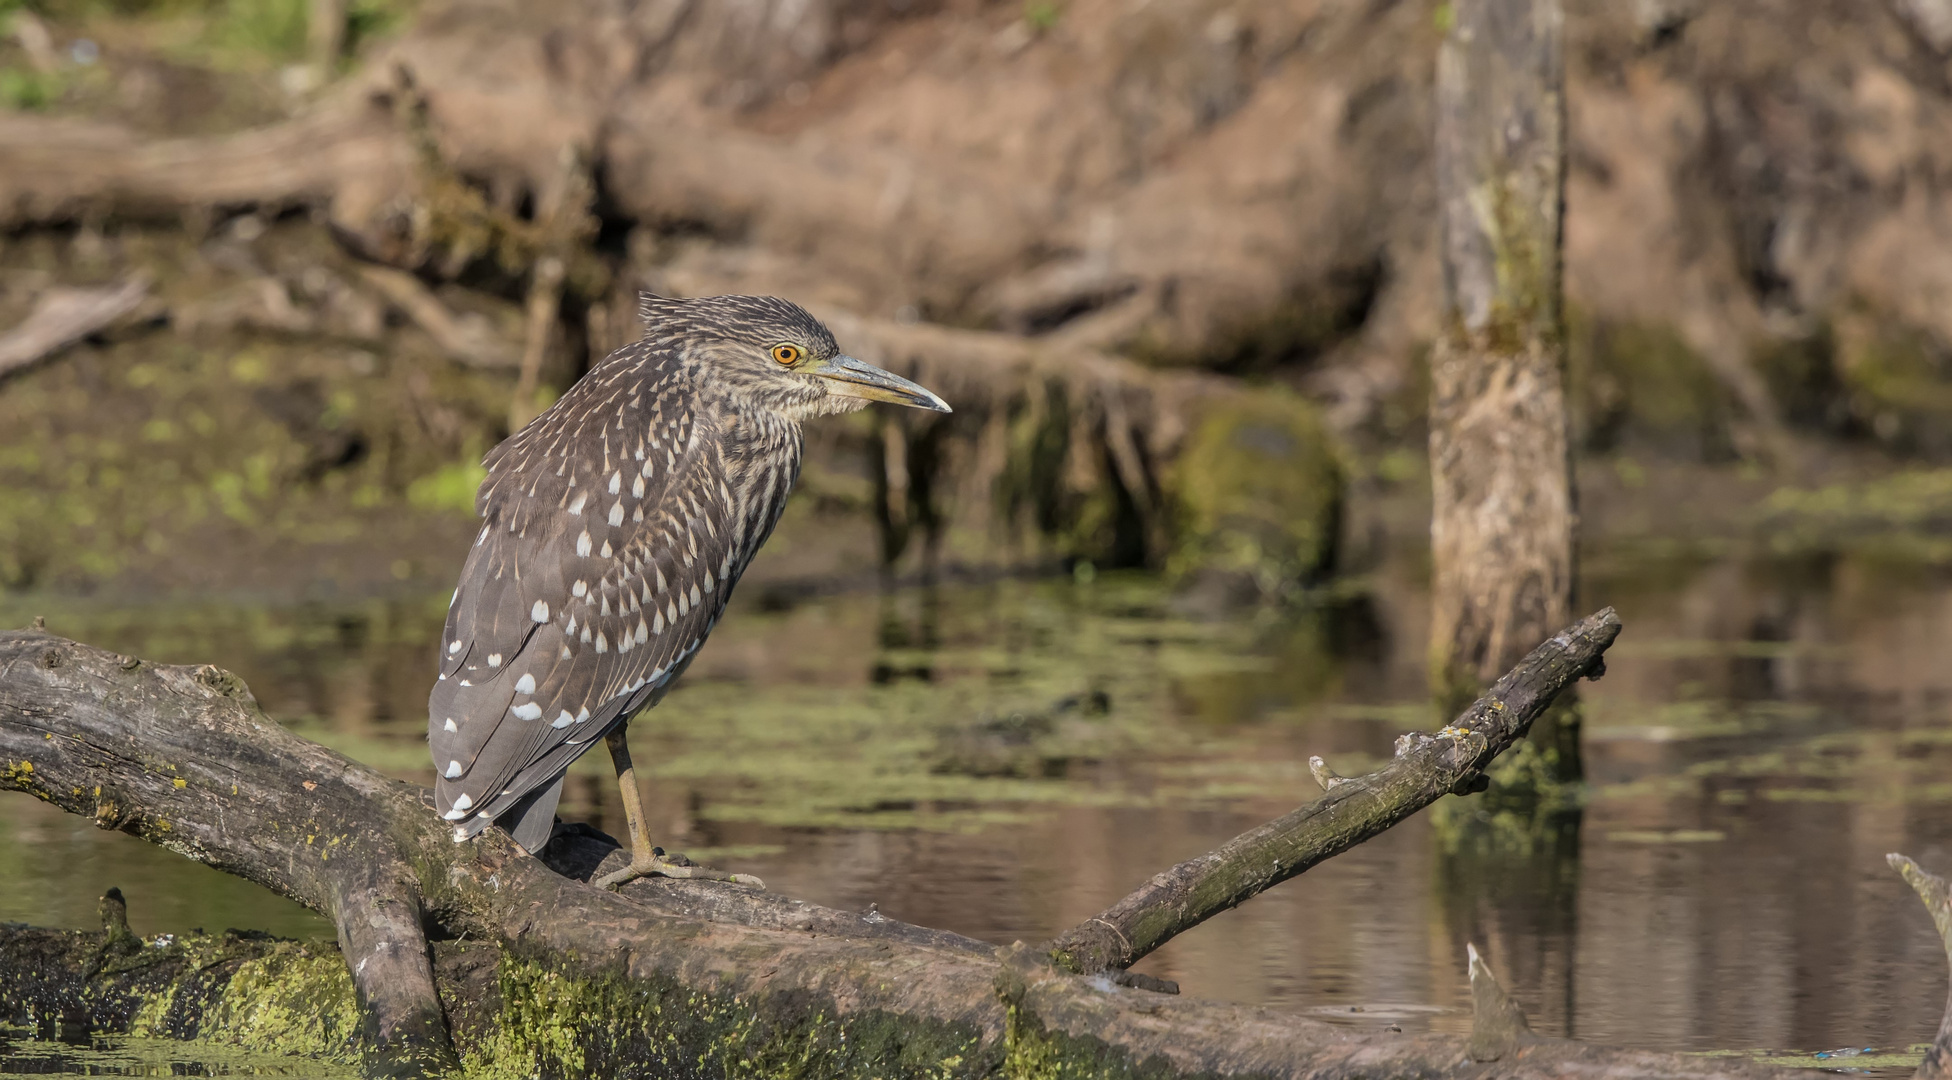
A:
609 502 625 527
567 491 588 516
448 640 462 655
609 471 622 494
445 760 463 778
443 718 458 732
453 793 474 812
553 710 575 728
595 632 608 654
512 702 543 721
601 540 613 558
577 531 593 557
515 673 536 694
487 654 502 668
572 580 587 597
632 475 645 498
532 599 550 623
576 707 591 723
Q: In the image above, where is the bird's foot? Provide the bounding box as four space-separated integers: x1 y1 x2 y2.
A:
594 846 765 891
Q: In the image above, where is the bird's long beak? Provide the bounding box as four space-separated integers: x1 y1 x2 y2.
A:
813 354 952 413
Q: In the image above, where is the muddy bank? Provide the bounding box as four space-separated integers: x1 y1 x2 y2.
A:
0 219 1340 598
8 0 1952 597
8 0 1952 460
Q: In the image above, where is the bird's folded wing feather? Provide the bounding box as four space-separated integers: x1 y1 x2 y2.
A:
428 351 739 828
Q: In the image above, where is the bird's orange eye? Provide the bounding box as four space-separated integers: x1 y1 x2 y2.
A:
771 343 803 365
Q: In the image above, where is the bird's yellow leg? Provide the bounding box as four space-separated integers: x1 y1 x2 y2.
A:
593 724 764 891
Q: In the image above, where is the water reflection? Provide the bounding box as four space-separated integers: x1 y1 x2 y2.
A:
1 543 1948 1068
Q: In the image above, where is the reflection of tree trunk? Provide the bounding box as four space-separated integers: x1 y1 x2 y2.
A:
1428 0 1580 781
1432 820 1581 1035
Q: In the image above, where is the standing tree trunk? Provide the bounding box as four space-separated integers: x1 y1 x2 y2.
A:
1428 0 1580 781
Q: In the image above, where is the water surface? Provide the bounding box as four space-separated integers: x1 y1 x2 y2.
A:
1 544 1947 1075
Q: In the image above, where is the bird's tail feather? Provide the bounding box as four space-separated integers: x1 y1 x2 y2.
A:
493 770 566 854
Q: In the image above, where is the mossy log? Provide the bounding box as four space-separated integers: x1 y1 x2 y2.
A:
0 611 1831 1079
817 310 1342 588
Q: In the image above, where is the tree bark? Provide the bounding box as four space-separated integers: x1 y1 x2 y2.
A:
0 617 1829 1079
1428 0 1580 777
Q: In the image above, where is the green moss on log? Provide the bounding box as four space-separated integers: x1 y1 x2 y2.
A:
1833 308 1952 455
180 947 364 1061
0 925 363 1066
1566 309 1736 461
1165 390 1341 596
459 949 994 1080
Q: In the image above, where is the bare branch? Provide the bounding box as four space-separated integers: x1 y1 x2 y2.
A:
1889 853 1952 1078
1044 607 1620 975
0 275 150 379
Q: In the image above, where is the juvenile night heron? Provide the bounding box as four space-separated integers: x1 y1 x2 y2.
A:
429 294 948 888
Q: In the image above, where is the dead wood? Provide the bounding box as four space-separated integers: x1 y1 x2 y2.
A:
0 614 1842 1079
1044 607 1619 975
355 264 519 368
0 98 417 252
1427 0 1579 719
4 0 1952 447
0 275 150 379
1465 943 1536 1062
1891 853 1952 1078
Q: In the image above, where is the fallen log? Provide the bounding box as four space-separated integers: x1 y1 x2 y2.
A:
0 608 1819 1079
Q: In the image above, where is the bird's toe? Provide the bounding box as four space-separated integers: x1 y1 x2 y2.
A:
595 849 763 891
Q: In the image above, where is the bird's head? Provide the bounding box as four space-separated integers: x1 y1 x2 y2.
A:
640 294 951 421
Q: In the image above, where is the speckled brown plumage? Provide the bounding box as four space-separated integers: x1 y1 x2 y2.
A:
429 294 948 853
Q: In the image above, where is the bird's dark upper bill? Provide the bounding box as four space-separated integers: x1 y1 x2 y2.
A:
815 354 952 413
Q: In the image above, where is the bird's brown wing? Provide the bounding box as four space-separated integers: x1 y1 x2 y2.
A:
427 348 741 837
